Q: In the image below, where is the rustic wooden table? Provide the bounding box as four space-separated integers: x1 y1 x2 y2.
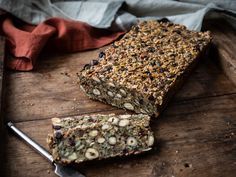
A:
2 19 236 177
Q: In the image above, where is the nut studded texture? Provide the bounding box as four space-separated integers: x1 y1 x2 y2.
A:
79 20 212 116
47 114 154 164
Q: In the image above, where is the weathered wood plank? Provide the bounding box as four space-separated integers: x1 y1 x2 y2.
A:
3 18 236 177
203 18 236 86
4 47 236 122
0 37 5 176
4 94 236 177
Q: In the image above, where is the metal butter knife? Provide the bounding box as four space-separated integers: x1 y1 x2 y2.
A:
7 122 86 177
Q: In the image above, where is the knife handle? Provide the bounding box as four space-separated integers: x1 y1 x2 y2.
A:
7 121 54 163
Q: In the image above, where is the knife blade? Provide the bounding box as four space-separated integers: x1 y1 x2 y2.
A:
7 121 85 177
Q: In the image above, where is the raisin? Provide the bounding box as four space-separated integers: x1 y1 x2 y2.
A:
90 59 99 66
53 125 61 130
158 18 169 23
55 130 62 139
83 64 91 70
147 47 155 52
99 51 105 58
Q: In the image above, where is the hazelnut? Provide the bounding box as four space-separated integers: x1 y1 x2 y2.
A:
108 137 117 145
85 148 99 160
119 119 130 127
108 117 119 125
148 135 155 146
89 130 98 137
102 124 110 130
127 137 138 147
97 137 105 144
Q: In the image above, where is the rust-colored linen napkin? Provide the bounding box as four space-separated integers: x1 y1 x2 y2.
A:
0 15 123 71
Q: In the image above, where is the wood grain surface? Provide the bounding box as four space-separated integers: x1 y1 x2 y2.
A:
2 19 236 177
203 18 236 86
0 37 5 176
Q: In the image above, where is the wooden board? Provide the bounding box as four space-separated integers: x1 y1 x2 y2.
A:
0 37 5 176
203 18 236 86
2 19 236 177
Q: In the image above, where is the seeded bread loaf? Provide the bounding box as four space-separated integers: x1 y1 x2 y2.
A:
47 114 154 164
79 20 212 117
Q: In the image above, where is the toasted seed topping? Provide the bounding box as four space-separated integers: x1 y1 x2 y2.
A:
107 91 114 97
108 82 115 87
92 76 101 83
119 89 126 96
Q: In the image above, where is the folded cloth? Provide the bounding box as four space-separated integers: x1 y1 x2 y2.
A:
0 15 124 71
0 0 235 31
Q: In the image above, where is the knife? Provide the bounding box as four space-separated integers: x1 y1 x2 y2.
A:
7 121 86 177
